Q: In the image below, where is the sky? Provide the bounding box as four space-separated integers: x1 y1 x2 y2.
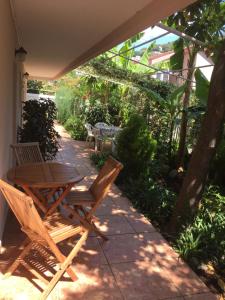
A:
136 26 178 47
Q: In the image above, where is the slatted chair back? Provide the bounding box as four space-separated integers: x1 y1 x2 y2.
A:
0 180 49 243
11 142 44 165
64 157 123 241
90 156 123 204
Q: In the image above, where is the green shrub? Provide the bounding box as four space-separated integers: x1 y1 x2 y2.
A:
175 185 225 268
123 176 176 227
64 117 86 141
85 104 110 125
119 102 137 126
19 99 59 160
55 86 76 123
27 80 43 94
107 95 121 126
116 114 157 177
90 152 110 170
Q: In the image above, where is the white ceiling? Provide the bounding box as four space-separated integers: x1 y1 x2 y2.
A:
10 0 196 79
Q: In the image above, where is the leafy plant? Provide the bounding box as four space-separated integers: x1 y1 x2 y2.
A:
19 99 59 160
116 114 157 177
85 103 110 125
175 185 225 268
123 176 176 227
27 80 43 94
64 116 86 141
80 57 175 100
195 69 210 106
90 152 110 170
170 38 184 71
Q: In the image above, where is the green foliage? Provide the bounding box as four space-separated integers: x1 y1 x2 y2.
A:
117 114 157 177
176 185 225 268
80 57 175 100
166 0 224 43
119 102 136 126
90 152 110 170
55 87 73 123
19 99 59 160
64 117 86 141
124 176 176 227
27 80 43 94
170 38 184 71
90 149 175 227
107 95 122 126
85 103 110 125
55 85 80 124
166 84 186 117
131 43 156 73
186 105 205 149
195 69 210 106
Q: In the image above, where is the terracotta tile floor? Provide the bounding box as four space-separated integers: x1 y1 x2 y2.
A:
0 124 219 300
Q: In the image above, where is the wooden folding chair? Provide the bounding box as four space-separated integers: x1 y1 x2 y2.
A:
64 156 123 241
11 142 44 165
0 179 89 300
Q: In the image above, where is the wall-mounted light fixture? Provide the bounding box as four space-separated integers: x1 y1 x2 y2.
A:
15 47 27 62
23 72 29 79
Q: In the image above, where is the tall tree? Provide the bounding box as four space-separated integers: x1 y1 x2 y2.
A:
166 0 225 231
169 40 225 232
176 46 198 167
166 0 225 168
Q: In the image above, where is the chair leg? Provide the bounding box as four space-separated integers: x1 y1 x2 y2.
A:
40 230 89 300
100 140 104 152
88 136 91 147
90 220 109 241
63 204 108 241
89 136 93 148
4 238 33 278
78 207 108 240
94 138 99 152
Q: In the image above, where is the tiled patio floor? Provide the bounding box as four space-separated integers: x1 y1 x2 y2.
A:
0 124 219 300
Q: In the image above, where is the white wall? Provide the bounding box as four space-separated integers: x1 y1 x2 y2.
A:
0 1 18 239
196 51 214 82
26 93 55 101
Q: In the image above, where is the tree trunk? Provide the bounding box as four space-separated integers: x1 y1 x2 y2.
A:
176 47 198 168
169 41 225 233
168 118 175 160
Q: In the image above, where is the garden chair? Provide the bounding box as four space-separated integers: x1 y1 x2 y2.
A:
11 142 44 165
84 123 95 147
0 179 89 300
92 127 114 152
64 156 123 241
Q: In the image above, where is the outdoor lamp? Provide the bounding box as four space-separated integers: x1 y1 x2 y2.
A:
15 47 27 62
23 72 29 79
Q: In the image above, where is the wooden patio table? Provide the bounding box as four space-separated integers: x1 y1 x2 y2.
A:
7 162 84 216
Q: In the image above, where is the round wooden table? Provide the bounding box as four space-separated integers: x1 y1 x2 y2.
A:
7 162 84 215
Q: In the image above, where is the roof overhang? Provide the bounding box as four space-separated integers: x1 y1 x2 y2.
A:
10 0 197 80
